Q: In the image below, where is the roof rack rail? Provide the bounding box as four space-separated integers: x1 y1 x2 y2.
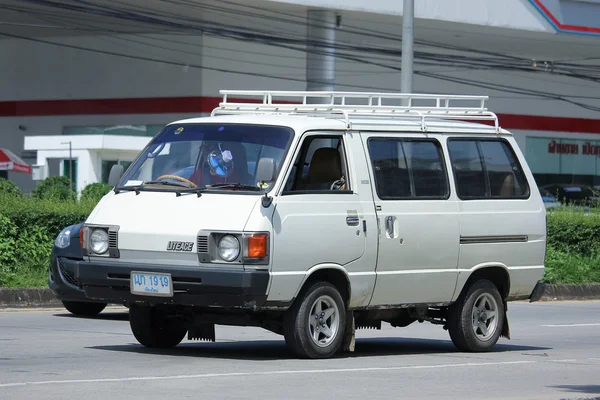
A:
211 90 500 132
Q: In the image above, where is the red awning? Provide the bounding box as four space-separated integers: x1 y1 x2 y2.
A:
0 148 31 174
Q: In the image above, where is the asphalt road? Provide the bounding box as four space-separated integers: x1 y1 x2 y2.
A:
0 301 599 400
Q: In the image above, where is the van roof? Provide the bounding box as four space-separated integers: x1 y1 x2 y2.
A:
167 90 512 136
168 113 511 135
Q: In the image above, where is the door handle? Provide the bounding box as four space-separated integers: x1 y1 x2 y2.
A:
346 216 359 226
385 216 394 237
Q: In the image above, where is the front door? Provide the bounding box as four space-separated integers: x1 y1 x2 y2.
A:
361 133 460 306
267 132 378 308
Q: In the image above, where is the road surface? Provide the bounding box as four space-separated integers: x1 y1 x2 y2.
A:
1 300 599 400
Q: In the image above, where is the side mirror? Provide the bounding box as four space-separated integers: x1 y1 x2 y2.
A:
108 164 125 187
256 157 276 184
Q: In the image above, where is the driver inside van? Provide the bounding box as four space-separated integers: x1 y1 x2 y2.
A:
188 141 243 187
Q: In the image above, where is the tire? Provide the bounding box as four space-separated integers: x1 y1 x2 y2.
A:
447 279 504 352
62 301 107 316
129 304 188 348
283 281 346 359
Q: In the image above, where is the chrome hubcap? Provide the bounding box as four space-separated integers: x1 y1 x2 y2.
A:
471 293 499 341
308 295 339 347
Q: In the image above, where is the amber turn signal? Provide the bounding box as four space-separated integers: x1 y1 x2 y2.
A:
247 234 267 258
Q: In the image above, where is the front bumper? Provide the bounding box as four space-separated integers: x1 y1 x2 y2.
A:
528 280 546 303
48 251 90 302
76 260 270 309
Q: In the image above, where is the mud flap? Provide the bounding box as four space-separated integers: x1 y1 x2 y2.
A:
341 311 356 352
188 323 216 342
501 300 510 340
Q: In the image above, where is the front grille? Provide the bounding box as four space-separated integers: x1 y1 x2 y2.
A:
197 235 208 253
108 231 118 249
57 258 80 287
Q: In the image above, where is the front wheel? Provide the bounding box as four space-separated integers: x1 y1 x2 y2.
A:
129 304 187 348
446 279 504 352
283 281 346 359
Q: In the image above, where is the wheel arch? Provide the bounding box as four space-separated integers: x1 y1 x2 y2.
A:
293 264 351 307
453 263 511 302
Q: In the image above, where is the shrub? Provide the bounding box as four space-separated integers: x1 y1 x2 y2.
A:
2 195 94 240
0 214 18 268
32 176 75 201
0 178 23 198
0 195 95 286
546 209 600 257
81 182 112 203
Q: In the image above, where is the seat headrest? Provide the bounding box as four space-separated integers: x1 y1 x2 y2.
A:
307 148 342 184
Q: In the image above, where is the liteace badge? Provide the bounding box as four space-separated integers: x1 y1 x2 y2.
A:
167 241 194 251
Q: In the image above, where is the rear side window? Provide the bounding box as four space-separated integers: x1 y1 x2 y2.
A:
367 138 449 200
448 138 529 199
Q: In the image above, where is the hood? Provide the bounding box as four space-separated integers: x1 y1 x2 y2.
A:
85 190 262 265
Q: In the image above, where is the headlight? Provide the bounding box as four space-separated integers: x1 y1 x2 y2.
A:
55 227 72 249
218 235 240 261
90 229 109 255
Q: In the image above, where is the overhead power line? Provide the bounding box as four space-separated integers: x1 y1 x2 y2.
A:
3 0 600 111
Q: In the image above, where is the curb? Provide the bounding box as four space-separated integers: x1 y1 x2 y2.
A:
1 284 600 309
0 288 62 308
538 283 600 301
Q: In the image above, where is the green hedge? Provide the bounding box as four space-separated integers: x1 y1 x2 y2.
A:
0 178 24 198
81 182 112 203
546 210 600 257
0 194 95 287
31 176 76 201
544 208 600 284
0 192 599 287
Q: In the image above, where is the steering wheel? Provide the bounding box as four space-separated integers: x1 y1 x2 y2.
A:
154 174 198 188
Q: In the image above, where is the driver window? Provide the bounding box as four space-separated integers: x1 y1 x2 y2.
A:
284 135 350 193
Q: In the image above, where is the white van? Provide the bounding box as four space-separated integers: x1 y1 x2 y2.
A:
76 90 547 359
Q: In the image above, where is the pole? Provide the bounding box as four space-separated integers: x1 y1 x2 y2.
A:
306 9 336 104
400 0 414 103
69 141 72 196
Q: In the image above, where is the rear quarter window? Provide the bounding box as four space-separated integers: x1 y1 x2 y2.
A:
448 138 530 200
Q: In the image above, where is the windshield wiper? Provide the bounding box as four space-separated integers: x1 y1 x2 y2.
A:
143 180 194 188
206 183 261 191
113 183 204 197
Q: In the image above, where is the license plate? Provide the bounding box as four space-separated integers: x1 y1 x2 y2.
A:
130 271 173 297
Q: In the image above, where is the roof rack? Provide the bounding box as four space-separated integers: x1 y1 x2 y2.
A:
211 90 500 133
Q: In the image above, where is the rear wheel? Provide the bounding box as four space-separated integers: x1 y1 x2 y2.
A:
283 281 346 359
129 304 187 348
62 301 106 316
447 279 504 352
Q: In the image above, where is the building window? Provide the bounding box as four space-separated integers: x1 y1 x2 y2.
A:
367 138 448 200
63 159 77 191
0 170 7 180
448 138 529 199
101 160 132 184
63 125 164 137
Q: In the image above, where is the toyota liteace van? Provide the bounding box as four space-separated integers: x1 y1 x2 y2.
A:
74 90 547 358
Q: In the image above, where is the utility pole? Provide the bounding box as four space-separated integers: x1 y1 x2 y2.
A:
306 9 337 104
400 0 414 104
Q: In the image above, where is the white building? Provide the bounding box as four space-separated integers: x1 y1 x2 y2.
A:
2 0 600 194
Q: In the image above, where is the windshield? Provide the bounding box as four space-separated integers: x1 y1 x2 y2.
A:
119 123 294 191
